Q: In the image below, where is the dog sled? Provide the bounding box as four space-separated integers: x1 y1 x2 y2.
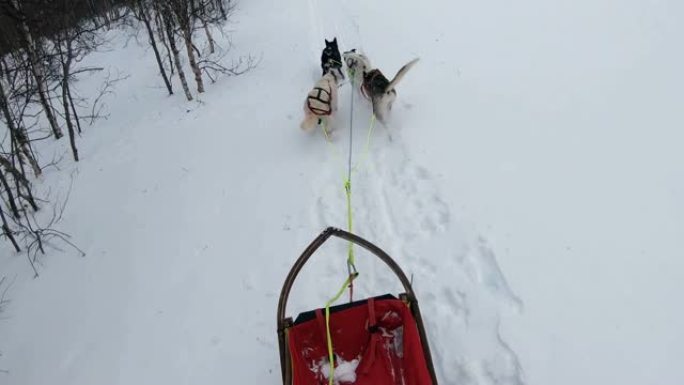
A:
277 227 438 385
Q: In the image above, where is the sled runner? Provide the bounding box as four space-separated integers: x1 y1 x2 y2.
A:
277 227 438 385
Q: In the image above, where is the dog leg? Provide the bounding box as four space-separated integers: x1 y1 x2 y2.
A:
300 111 318 131
332 90 338 113
321 116 336 140
372 98 387 124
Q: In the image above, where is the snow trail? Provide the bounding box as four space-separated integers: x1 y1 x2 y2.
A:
301 1 524 384
1 0 681 384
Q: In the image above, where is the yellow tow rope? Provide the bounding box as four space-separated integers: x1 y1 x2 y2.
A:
318 69 376 385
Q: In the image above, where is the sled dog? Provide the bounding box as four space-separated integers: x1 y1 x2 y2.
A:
342 49 372 89
321 38 344 82
344 49 418 122
361 58 419 122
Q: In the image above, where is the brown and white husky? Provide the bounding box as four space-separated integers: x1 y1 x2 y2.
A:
344 50 419 123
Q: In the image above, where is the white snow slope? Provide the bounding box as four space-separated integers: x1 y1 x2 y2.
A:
1 0 683 384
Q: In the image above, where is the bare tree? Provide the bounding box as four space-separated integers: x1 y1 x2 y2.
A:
56 37 79 161
0 0 253 258
151 3 175 76
159 1 193 100
0 61 41 177
0 195 21 253
134 0 173 95
0 154 38 212
2 0 64 139
170 0 204 94
53 6 109 161
0 166 19 219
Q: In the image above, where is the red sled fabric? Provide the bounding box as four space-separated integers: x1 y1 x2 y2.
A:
288 297 434 385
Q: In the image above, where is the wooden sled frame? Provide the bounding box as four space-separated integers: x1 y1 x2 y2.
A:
276 227 438 385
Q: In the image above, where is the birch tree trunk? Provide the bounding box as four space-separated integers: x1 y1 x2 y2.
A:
58 37 79 161
162 5 193 101
183 26 205 94
0 202 21 253
0 166 20 219
0 76 41 177
138 0 173 94
202 18 215 54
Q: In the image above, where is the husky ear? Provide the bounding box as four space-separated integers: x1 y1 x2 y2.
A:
325 39 330 44
332 37 338 45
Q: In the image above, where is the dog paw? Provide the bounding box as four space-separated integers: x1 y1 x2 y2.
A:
321 127 336 141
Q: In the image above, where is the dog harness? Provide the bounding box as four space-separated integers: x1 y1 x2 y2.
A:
307 86 333 116
363 69 391 97
323 59 344 83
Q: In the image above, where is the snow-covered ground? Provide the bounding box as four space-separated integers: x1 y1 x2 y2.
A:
1 0 683 384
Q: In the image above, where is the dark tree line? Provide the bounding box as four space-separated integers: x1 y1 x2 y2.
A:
0 0 252 270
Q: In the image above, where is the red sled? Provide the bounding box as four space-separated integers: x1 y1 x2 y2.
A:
277 227 438 385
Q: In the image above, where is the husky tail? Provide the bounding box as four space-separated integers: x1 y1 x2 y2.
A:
385 58 419 92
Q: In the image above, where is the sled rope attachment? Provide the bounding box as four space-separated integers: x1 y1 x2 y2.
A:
319 69 377 385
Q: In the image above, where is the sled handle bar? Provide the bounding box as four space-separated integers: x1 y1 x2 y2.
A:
277 227 417 324
276 227 438 385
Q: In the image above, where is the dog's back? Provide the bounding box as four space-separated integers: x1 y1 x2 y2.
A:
364 59 419 95
363 69 392 98
301 74 337 131
306 76 333 115
362 59 419 122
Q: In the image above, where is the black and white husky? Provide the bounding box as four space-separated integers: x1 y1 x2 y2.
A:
321 38 344 82
344 50 418 123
